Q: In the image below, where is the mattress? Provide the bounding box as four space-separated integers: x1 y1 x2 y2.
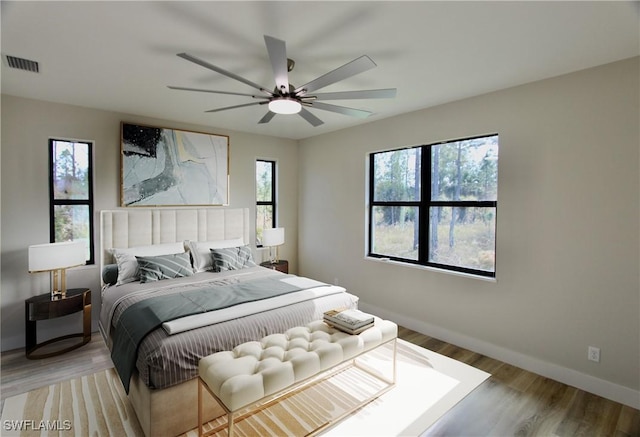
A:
99 266 358 390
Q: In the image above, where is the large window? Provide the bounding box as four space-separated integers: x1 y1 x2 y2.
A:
49 139 94 264
256 159 276 246
368 134 498 277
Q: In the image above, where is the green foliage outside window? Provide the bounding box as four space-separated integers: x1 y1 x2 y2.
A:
256 160 275 245
50 139 93 263
369 134 498 277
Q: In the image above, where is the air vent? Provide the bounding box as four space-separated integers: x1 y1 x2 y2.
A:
6 55 39 73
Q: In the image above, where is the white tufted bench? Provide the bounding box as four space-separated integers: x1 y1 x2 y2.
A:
197 318 397 437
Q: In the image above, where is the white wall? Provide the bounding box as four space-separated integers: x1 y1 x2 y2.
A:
298 57 639 407
0 96 298 351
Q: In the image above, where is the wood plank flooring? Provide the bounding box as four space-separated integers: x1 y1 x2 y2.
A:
1 327 638 436
398 327 640 437
0 334 113 413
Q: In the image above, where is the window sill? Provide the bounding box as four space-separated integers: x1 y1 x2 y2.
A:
70 263 96 270
364 256 497 283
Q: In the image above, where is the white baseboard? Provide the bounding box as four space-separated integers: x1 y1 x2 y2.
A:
359 302 640 410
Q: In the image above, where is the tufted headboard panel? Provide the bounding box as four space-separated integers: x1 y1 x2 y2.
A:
100 208 250 270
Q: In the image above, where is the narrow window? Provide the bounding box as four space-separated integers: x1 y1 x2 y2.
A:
49 139 94 264
256 159 276 246
369 134 498 277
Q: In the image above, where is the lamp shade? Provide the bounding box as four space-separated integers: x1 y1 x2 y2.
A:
28 241 86 272
262 228 285 247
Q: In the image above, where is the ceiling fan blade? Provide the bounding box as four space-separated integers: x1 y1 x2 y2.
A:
310 102 372 118
258 111 276 124
205 101 265 113
177 53 273 96
167 86 270 99
295 55 376 95
312 88 397 100
298 108 324 127
264 35 289 94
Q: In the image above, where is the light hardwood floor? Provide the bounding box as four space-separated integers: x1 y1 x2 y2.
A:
398 327 640 437
1 327 638 436
0 335 113 413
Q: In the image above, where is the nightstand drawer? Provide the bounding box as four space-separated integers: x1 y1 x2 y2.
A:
26 289 89 320
260 260 288 274
25 288 91 359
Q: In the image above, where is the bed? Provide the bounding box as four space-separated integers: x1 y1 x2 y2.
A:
98 208 359 437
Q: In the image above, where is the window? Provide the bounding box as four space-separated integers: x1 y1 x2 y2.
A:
49 139 94 264
256 159 276 246
368 134 498 277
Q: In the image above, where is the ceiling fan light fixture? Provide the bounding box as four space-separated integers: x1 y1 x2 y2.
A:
268 97 302 115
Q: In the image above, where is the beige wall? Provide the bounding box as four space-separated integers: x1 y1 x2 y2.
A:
0 96 298 351
298 57 639 407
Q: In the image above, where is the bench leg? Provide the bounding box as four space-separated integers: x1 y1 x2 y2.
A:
198 376 235 437
389 337 397 384
198 378 204 437
228 411 235 437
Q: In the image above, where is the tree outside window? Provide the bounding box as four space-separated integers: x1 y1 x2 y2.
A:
369 134 498 277
49 139 94 264
256 159 276 246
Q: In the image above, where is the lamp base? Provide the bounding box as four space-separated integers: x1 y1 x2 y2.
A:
50 269 67 300
268 246 280 264
51 290 67 300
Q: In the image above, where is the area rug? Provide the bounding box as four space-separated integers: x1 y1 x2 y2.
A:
1 339 489 436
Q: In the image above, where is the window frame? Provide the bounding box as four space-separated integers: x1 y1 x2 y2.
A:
256 159 277 247
48 138 95 265
368 134 498 278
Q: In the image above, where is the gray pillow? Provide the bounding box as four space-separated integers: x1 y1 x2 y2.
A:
135 252 194 283
102 264 119 286
210 246 257 272
110 242 186 285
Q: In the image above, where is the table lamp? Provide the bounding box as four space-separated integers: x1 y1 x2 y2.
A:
262 227 284 264
29 241 86 299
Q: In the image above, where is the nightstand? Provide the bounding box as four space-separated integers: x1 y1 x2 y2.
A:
25 288 91 359
260 260 289 274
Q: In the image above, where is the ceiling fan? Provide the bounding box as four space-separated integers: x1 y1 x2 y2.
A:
168 35 397 127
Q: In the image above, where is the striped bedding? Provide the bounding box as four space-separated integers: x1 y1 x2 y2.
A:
99 266 359 390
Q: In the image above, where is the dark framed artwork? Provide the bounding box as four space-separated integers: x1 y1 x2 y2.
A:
121 123 229 206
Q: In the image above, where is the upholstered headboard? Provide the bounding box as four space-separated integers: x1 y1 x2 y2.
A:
100 207 250 272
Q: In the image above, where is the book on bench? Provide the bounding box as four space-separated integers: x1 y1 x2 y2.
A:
323 319 375 335
323 309 375 334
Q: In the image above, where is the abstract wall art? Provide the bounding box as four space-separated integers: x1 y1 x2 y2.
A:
121 123 229 206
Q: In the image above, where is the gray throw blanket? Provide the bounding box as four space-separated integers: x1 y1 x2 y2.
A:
111 275 316 392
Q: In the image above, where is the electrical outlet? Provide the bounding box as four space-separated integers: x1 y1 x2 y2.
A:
588 346 600 362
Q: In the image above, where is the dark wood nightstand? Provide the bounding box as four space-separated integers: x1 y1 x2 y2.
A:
260 260 289 274
25 288 91 359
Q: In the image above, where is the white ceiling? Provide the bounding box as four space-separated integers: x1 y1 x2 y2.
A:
2 1 638 140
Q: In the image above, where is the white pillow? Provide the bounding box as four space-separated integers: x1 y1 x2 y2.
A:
186 238 245 272
110 242 186 285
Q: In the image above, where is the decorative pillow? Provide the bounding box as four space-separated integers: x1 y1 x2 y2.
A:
102 264 119 286
110 242 186 285
135 252 194 283
186 238 245 272
210 246 257 272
